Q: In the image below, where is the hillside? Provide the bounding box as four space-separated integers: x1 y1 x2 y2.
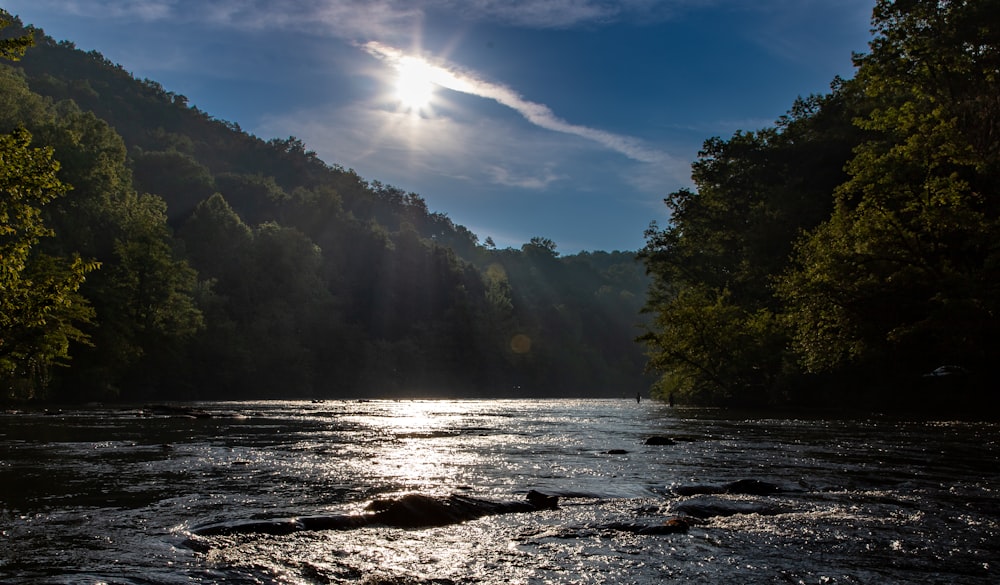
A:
1 13 653 402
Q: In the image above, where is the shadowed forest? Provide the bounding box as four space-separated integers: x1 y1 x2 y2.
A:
640 0 1000 411
3 0 999 412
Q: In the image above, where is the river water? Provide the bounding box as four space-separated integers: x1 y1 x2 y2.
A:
1 399 997 584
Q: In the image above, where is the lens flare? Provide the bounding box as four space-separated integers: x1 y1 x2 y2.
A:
394 56 436 111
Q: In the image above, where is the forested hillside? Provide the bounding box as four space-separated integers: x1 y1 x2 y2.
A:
0 12 652 402
641 0 1000 412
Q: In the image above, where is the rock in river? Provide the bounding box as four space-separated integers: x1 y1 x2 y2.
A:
673 479 782 497
669 495 782 519
189 490 559 539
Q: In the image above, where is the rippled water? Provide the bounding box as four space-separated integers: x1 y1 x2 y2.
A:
1 399 998 584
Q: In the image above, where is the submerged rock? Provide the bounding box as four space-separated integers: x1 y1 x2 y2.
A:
669 495 782 519
673 484 724 496
673 479 782 497
526 490 559 509
644 436 676 446
142 404 247 419
188 491 559 540
602 516 691 535
723 479 782 495
365 492 553 528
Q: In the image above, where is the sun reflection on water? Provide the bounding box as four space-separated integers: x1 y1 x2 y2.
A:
345 401 486 495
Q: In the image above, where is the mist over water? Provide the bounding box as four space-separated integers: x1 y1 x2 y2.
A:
1 400 997 584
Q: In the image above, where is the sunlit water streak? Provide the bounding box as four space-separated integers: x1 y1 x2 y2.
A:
1 399 997 584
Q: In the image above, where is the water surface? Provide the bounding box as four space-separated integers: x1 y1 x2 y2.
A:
1 400 997 583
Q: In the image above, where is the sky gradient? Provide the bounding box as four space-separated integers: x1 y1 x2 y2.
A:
4 0 876 252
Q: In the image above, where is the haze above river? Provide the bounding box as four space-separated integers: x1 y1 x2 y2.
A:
1 400 997 584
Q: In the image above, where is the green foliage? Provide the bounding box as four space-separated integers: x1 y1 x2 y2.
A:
0 11 33 62
0 127 97 399
643 286 784 405
644 0 1000 410
130 149 216 219
641 87 863 405
780 0 1000 383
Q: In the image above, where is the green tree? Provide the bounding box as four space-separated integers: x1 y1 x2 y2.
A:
640 87 863 404
779 0 1000 386
130 148 216 220
0 11 33 62
0 127 97 399
27 101 203 398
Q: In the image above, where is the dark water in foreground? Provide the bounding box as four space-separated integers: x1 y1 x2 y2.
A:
1 399 998 584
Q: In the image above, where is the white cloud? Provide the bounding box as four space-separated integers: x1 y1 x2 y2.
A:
446 0 731 28
362 41 680 167
22 0 177 20
16 0 713 34
487 164 563 190
256 97 577 188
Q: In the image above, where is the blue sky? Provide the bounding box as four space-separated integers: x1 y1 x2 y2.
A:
5 0 875 253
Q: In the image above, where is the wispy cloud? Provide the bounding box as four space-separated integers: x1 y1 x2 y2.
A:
487 164 563 190
15 0 693 189
362 41 677 166
257 98 584 189
32 0 177 21
442 0 723 28
740 0 873 67
18 0 712 35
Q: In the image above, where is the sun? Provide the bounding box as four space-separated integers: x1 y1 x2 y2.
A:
394 56 437 111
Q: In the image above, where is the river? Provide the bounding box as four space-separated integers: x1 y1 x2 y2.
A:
1 399 997 584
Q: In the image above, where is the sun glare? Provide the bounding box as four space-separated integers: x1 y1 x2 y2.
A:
394 56 437 111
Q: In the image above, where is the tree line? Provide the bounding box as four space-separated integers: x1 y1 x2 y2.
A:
640 0 1000 412
0 11 651 403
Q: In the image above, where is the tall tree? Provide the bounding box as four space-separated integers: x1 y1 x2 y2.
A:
640 87 862 404
27 100 203 399
779 0 1000 386
1 13 97 399
0 127 97 399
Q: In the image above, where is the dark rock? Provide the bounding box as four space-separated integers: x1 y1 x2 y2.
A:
367 493 537 528
669 496 781 519
673 479 782 497
190 491 559 539
299 514 368 531
639 517 691 534
673 484 724 496
526 490 559 509
644 436 676 446
606 449 629 455
593 516 691 536
723 479 781 495
192 517 306 537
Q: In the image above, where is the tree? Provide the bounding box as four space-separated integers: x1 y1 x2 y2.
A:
640 87 863 404
20 99 204 399
779 0 1000 384
0 11 33 62
0 127 97 399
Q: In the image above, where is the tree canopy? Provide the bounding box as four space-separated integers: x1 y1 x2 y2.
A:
642 0 1000 412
